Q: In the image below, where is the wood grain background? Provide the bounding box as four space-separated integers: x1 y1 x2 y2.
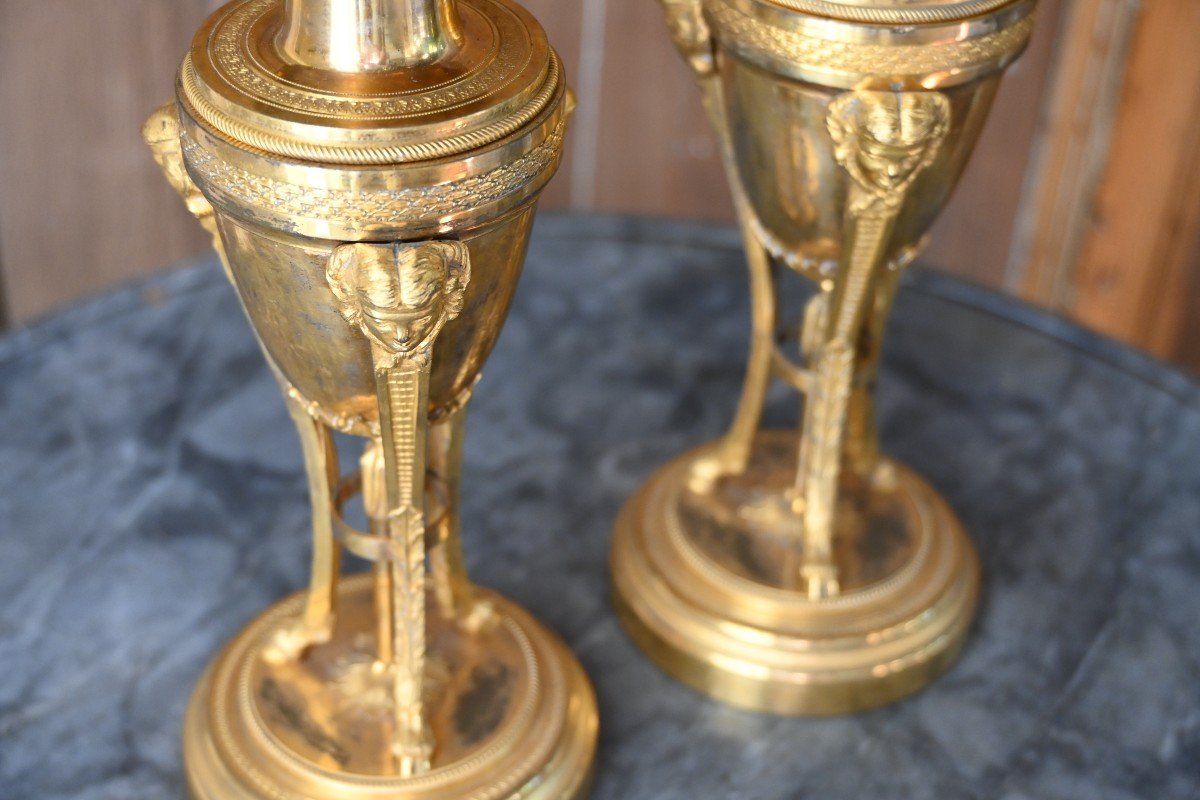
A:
2 0 1196 370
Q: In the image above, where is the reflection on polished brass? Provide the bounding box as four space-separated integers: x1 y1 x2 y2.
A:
613 0 1034 713
145 0 596 795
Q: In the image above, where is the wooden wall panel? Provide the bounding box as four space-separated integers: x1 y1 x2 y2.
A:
1175 223 1200 374
589 0 733 221
518 0 584 210
0 230 9 329
0 0 222 324
924 0 1065 287
1008 0 1141 306
1067 0 1200 359
1004 0 1200 370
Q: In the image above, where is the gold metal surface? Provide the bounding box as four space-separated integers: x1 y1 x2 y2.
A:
613 0 1033 713
276 0 464 71
146 0 596 795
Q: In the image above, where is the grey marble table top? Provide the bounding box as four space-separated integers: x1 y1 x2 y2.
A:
2 215 1199 800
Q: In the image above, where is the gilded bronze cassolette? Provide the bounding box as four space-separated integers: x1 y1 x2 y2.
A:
145 0 597 795
612 0 1035 713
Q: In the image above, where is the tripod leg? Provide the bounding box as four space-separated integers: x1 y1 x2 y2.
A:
844 259 906 481
795 216 892 598
326 239 470 777
794 90 950 599
687 70 778 491
427 400 476 621
261 388 342 662
689 212 777 491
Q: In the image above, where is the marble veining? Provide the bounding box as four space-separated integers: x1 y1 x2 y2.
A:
1 215 1198 799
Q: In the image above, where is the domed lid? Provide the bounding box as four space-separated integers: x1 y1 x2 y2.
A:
180 0 558 165
761 0 1022 24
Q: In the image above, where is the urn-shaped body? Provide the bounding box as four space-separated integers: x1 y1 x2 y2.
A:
703 0 1034 271
211 207 535 432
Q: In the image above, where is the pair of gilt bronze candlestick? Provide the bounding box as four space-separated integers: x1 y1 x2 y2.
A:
145 0 1033 795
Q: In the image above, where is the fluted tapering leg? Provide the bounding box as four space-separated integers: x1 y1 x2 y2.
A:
261 387 342 661
427 400 475 620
